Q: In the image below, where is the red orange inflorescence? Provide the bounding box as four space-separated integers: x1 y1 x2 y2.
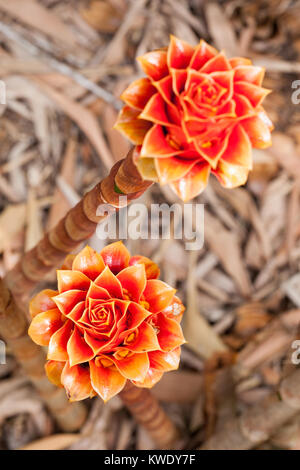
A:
28 242 185 402
115 36 273 201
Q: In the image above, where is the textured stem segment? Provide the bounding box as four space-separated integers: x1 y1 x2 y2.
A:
0 278 87 431
200 368 300 450
4 148 152 303
119 381 180 449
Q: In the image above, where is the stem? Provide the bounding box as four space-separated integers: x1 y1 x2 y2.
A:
0 278 87 431
4 148 152 303
119 381 180 450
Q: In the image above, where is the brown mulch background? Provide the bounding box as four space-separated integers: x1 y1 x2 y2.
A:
1 0 300 450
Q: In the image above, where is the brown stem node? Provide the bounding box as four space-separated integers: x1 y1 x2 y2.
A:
65 200 97 241
115 149 152 194
37 234 69 266
48 219 80 252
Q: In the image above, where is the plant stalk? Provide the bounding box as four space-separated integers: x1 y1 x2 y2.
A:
4 148 152 304
0 278 87 431
119 381 180 450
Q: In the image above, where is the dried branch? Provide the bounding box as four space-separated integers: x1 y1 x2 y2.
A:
0 21 121 109
235 309 300 379
200 368 300 450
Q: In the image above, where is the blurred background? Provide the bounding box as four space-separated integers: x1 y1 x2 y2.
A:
0 0 300 450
